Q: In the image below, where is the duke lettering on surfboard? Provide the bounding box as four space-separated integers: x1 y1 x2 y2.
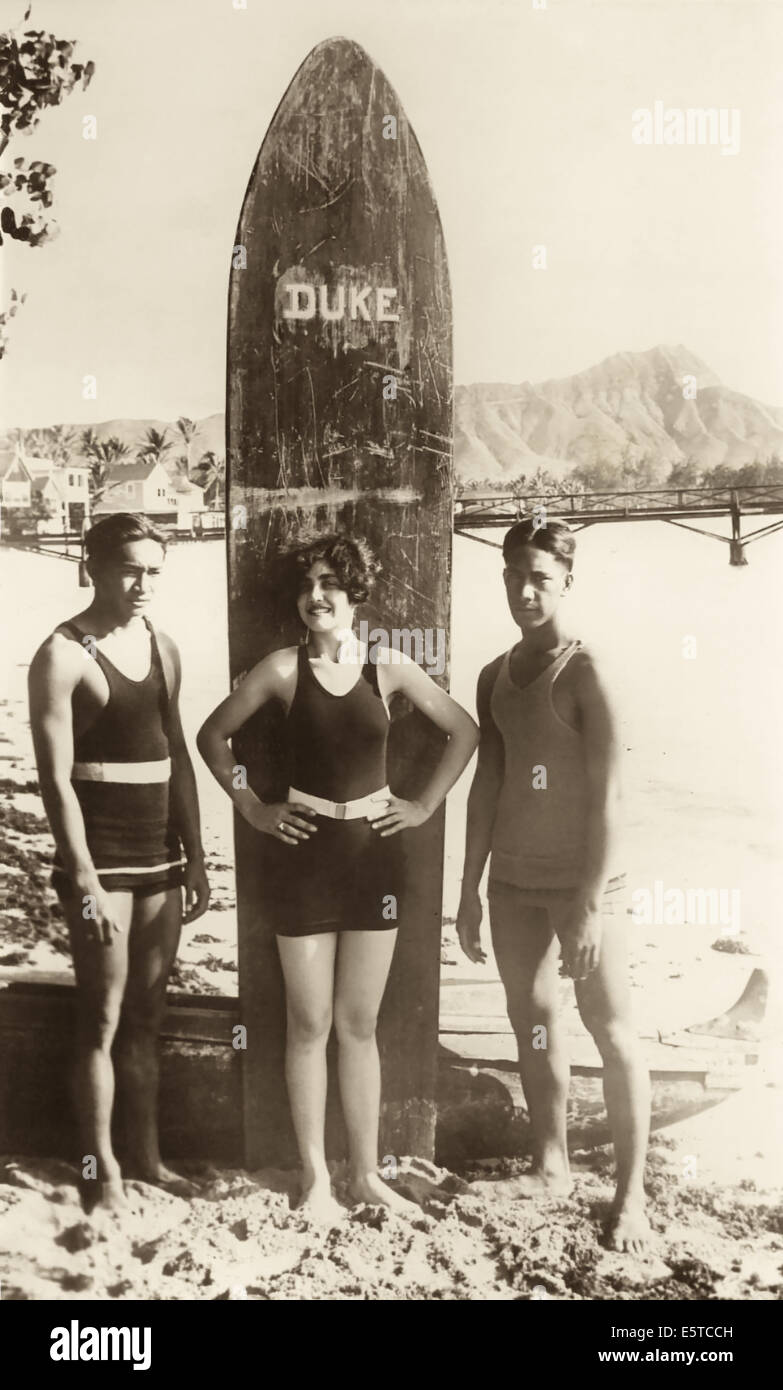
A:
281 282 400 323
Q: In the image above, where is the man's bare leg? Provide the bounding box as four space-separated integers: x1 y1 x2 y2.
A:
67 888 134 1212
489 897 572 1196
575 914 651 1252
114 886 194 1192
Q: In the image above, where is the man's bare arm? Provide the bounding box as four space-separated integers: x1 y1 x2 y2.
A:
573 651 621 908
28 637 99 889
158 634 209 923
161 638 204 865
460 657 505 896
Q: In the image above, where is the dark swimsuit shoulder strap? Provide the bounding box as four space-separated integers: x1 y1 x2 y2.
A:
362 645 382 698
287 641 308 707
59 620 109 671
144 618 174 712
145 617 163 668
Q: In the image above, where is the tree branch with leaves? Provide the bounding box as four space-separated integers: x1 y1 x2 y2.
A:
0 4 95 358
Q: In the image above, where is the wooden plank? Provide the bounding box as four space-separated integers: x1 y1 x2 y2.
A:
0 983 242 1159
0 979 239 1043
439 1018 758 1088
227 38 452 1166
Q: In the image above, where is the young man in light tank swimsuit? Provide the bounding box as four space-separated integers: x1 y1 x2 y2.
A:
456 518 650 1252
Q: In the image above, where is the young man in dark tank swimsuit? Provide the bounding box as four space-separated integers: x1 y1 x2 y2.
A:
456 518 651 1253
28 513 210 1212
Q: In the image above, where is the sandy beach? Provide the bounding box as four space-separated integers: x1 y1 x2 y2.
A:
1 529 782 1300
2 1089 782 1302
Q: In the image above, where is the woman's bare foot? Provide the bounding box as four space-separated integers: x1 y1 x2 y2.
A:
293 1178 344 1225
604 1198 650 1254
349 1171 418 1213
510 1168 573 1199
472 1167 573 1200
126 1163 202 1198
87 1176 128 1216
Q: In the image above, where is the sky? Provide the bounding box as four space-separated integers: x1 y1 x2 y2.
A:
2 0 782 428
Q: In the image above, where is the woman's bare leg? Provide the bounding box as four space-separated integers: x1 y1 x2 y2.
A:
334 928 413 1210
276 931 341 1218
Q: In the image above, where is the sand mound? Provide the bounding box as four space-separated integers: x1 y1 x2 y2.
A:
2 1145 781 1302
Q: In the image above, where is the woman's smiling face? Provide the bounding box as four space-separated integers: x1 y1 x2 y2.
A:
296 559 355 636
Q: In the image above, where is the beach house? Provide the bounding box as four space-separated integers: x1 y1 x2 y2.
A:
171 474 206 527
94 460 179 521
0 448 33 512
26 457 92 532
1 449 91 533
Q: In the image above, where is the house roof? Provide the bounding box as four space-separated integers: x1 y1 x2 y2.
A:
34 473 68 502
25 455 91 477
171 475 204 495
104 460 163 484
21 456 56 478
0 449 33 484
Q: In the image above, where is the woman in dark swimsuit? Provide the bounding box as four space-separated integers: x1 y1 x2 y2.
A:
198 533 477 1219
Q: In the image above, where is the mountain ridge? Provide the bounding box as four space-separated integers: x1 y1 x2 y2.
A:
7 347 782 485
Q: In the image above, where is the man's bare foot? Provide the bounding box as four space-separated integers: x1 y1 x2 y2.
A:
293 1179 344 1225
604 1199 650 1254
472 1168 573 1200
349 1171 418 1213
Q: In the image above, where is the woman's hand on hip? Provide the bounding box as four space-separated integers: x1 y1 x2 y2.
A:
367 794 430 837
243 799 318 844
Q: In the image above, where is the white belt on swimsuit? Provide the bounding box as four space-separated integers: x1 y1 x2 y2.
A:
72 758 171 784
287 785 391 821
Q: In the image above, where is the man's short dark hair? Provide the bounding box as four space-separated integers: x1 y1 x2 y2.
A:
502 517 576 573
85 513 168 572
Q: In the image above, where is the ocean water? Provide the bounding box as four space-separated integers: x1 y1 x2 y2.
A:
2 515 782 964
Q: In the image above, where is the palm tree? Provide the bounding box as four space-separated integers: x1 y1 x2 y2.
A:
19 427 50 459
102 437 130 465
138 427 173 468
80 426 101 460
194 450 225 507
196 449 225 481
89 437 130 502
175 417 197 479
48 423 77 466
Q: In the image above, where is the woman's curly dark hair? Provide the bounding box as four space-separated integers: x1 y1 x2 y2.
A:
274 530 381 619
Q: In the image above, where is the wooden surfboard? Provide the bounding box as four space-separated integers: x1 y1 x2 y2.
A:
227 38 452 1166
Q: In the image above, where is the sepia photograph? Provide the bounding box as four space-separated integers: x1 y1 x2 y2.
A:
0 0 781 1337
